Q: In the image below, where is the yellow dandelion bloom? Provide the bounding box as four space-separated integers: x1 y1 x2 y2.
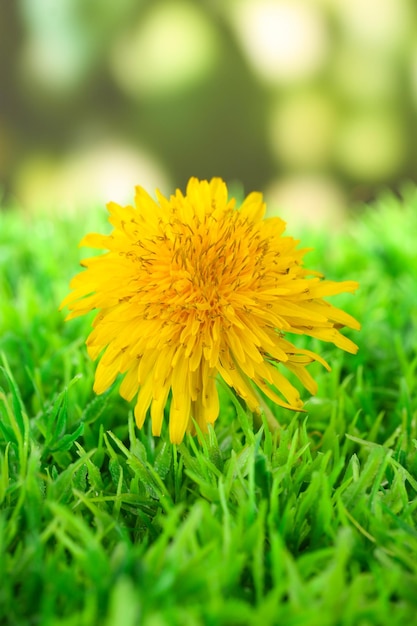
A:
60 177 360 443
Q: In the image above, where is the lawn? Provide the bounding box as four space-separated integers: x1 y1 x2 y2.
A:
1 187 416 626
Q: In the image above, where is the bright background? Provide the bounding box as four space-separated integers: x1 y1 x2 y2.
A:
1 0 417 224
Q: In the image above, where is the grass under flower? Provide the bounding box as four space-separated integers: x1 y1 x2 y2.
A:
1 187 417 625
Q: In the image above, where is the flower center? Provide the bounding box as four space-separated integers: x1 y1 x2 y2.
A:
165 209 267 311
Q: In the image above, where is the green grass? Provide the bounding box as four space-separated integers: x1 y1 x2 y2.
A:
1 188 417 626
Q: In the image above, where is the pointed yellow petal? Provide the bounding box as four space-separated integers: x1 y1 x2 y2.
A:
134 376 153 428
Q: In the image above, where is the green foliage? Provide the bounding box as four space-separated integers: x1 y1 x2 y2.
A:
1 191 417 625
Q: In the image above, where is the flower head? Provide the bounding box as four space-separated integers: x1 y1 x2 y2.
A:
60 177 360 443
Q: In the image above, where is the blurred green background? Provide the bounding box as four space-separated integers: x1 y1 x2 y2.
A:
1 0 417 224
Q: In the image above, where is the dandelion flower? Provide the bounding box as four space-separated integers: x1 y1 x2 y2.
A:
60 177 360 443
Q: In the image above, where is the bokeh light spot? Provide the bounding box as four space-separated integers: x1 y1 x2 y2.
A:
266 175 347 229
229 0 329 84
14 143 169 213
336 0 412 52
332 47 398 104
335 111 405 182
110 2 218 97
19 0 91 91
269 90 336 168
